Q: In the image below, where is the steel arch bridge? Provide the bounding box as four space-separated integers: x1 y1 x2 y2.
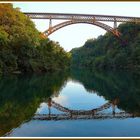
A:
24 12 140 38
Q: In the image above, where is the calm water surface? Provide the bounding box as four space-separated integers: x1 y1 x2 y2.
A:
0 68 140 137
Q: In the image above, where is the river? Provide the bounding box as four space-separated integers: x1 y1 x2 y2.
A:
0 68 140 137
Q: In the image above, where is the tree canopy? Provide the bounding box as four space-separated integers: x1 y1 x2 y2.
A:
0 4 71 75
71 22 140 71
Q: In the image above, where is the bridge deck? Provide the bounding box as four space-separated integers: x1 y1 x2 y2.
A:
24 12 140 23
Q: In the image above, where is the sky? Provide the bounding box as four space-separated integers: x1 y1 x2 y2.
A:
12 2 140 51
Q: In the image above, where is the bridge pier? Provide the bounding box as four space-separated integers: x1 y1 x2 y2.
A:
93 17 96 23
114 18 117 29
48 18 52 34
113 18 120 37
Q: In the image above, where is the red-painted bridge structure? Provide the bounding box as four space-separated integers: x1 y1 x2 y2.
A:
24 12 140 38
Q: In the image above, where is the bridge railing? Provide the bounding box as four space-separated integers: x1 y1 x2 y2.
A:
24 12 140 23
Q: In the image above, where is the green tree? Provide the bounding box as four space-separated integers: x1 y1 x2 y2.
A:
71 22 140 71
0 4 71 74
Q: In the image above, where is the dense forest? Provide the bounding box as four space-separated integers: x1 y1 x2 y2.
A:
0 4 71 75
71 22 140 71
1 4 140 75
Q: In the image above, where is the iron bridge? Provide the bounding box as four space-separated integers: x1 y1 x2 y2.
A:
24 12 140 38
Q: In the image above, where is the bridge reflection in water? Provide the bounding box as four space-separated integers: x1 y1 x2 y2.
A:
1 69 140 137
33 98 134 121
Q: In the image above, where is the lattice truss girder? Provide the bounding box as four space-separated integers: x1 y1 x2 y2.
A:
25 12 140 23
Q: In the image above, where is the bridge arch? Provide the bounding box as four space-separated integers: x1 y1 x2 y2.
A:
43 20 121 38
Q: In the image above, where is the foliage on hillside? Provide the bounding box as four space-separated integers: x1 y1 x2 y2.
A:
71 22 140 70
0 4 71 75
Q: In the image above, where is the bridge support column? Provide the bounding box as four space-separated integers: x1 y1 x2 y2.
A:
48 18 52 34
113 18 120 37
114 18 117 29
93 17 96 23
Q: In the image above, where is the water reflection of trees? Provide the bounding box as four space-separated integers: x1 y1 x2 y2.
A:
70 68 140 116
1 68 140 136
0 72 68 136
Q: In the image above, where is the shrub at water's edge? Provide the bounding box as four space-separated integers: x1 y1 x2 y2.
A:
0 4 71 75
71 22 140 71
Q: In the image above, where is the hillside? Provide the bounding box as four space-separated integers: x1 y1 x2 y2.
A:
71 22 140 70
0 4 71 75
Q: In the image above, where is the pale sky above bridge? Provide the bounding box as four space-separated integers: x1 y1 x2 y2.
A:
13 2 140 51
